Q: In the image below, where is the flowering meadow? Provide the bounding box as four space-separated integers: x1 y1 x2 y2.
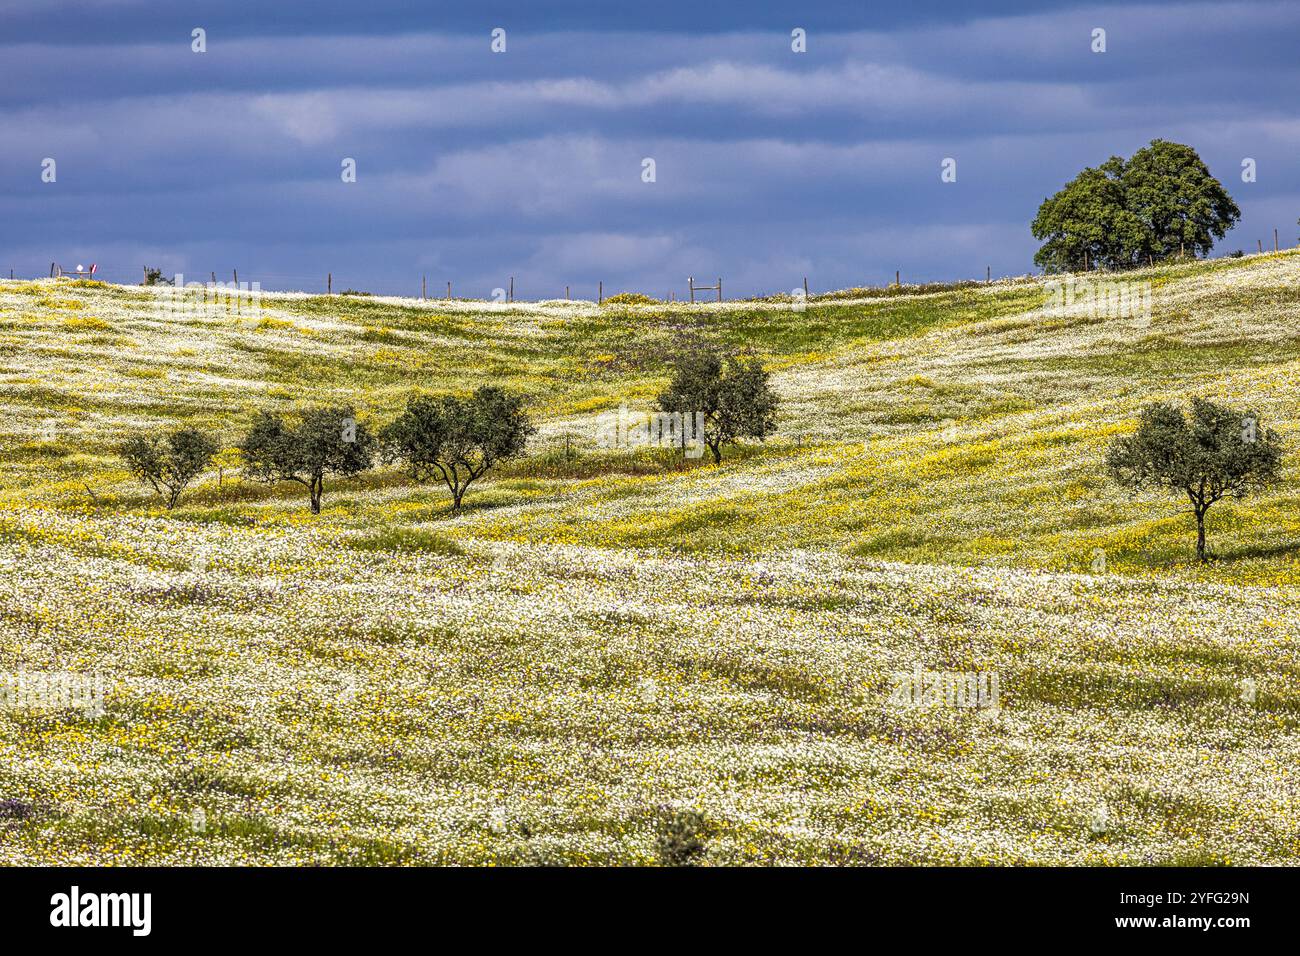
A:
1 253 1298 864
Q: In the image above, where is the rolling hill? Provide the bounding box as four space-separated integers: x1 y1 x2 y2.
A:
1 251 1297 864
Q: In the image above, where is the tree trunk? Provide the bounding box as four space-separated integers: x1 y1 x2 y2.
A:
709 441 722 465
310 477 323 514
1195 509 1207 562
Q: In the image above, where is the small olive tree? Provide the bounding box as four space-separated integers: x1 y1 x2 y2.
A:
119 427 218 508
239 405 375 513
657 346 778 464
1106 397 1282 561
383 387 534 513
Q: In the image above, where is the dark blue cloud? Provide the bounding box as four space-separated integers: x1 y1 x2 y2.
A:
6 1 1191 43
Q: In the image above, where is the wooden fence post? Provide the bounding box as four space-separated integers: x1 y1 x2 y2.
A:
509 276 514 303
803 276 809 298
986 266 991 283
1275 229 1279 252
328 272 332 295
717 277 722 302
895 270 900 287
599 281 603 304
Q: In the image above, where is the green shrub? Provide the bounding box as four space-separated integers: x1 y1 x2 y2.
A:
655 809 710 866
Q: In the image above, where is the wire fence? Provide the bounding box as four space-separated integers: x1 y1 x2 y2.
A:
10 267 581 301
8 231 1299 302
7 265 366 295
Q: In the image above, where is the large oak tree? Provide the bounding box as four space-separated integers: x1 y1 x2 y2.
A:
1033 140 1240 272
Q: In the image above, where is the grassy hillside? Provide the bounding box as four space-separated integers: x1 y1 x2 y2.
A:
1 252 1298 864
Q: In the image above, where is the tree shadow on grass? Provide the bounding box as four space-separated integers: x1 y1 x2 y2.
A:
1212 539 1300 563
430 496 520 519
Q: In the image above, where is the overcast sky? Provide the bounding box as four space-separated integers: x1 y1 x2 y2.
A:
2 0 1296 297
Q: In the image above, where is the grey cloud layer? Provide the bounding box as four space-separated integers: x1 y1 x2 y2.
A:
1 2 1295 294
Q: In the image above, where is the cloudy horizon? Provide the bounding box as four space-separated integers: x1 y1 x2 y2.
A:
3 0 1297 297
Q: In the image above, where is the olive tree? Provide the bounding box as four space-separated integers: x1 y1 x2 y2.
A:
119 427 218 508
1105 397 1282 562
239 405 374 513
657 346 778 464
383 387 534 513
